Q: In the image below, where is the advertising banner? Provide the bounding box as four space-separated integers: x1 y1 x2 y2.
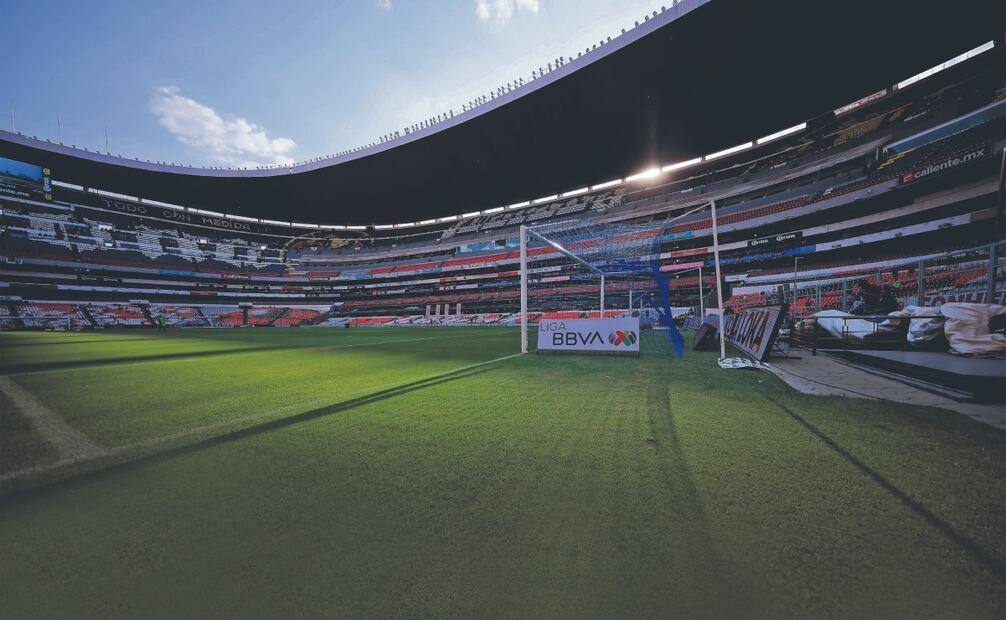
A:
537 318 640 354
899 143 991 185
747 231 802 248
722 304 788 362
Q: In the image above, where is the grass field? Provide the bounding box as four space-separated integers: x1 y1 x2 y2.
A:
1 327 1004 618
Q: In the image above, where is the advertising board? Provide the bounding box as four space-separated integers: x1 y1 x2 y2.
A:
537 318 640 355
722 304 788 362
0 156 51 202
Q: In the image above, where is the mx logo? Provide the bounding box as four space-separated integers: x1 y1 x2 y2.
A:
608 330 637 347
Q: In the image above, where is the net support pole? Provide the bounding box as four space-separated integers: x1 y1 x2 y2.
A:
698 264 704 318
600 274 605 316
709 200 726 360
519 224 528 354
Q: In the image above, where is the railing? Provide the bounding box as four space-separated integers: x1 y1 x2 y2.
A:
788 315 913 355
773 241 1005 319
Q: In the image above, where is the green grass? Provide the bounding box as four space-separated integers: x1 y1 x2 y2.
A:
0 327 1003 618
0 390 58 473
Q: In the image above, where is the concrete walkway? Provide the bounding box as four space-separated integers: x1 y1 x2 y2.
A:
767 352 1006 431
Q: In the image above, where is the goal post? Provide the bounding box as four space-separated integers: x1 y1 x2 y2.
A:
518 200 726 359
520 223 608 353
520 224 528 353
709 199 727 360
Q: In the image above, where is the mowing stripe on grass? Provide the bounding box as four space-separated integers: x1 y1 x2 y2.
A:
110 351 523 454
1 333 494 377
0 377 106 462
0 352 522 487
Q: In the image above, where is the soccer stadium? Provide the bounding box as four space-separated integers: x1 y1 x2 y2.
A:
1 0 1005 616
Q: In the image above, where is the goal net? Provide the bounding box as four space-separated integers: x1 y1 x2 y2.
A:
0 316 73 331
519 201 726 356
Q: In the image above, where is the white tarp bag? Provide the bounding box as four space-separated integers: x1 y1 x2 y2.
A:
888 305 947 350
941 303 1006 357
718 357 772 371
813 310 878 341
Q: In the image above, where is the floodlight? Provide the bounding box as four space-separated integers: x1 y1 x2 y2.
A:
625 168 662 182
756 123 807 144
591 179 622 190
896 40 994 90
662 158 702 173
705 142 753 161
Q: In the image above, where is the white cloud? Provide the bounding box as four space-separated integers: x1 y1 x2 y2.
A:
476 0 540 24
375 0 393 11
367 0 664 142
150 86 297 167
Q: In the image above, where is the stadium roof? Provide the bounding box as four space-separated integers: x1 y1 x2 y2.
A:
1 0 1002 226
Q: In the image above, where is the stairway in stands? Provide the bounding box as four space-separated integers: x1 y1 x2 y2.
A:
270 308 290 326
78 304 98 329
194 306 212 327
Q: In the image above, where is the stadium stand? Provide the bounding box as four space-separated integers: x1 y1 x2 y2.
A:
1 50 1004 330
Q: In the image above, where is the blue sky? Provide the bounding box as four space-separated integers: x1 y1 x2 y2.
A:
2 0 671 167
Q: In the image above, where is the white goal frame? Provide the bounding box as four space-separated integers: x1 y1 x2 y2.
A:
520 200 726 358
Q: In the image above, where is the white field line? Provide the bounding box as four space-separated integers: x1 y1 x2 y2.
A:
1 333 491 378
0 376 107 462
0 352 522 483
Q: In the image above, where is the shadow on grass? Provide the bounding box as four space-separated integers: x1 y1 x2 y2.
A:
0 330 501 375
1 326 513 349
765 394 1006 577
0 344 294 375
0 337 168 348
0 363 502 503
646 382 740 614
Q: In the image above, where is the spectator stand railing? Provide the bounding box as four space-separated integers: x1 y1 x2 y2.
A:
787 314 912 355
774 241 1005 321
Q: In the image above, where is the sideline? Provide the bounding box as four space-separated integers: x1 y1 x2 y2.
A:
0 377 106 462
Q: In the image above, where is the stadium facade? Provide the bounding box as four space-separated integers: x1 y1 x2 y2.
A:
1 0 1004 330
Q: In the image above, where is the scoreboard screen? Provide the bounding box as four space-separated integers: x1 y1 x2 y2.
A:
0 156 52 202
